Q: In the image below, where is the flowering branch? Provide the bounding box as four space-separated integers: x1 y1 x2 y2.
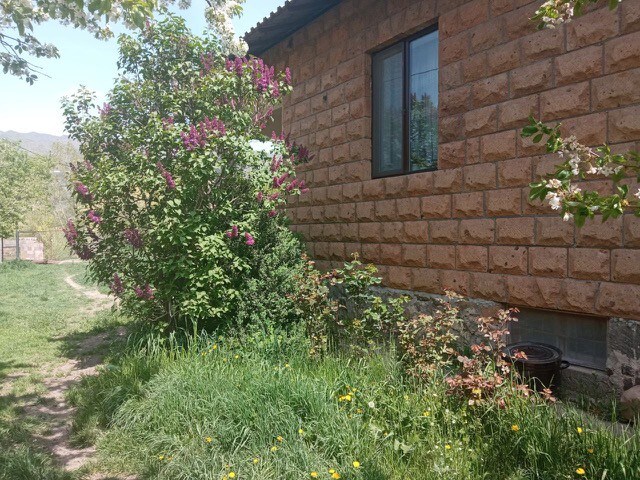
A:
524 117 640 226
533 0 621 29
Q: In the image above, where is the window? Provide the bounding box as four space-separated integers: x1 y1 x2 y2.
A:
509 309 608 370
372 26 438 178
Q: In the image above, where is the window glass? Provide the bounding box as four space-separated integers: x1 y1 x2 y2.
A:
372 43 404 176
409 31 438 171
372 27 439 178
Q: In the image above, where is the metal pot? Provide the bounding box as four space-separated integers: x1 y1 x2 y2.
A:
503 342 570 392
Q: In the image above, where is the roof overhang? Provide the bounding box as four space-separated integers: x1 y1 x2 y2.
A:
245 0 343 56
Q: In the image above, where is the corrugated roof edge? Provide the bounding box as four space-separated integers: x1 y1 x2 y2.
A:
244 0 343 56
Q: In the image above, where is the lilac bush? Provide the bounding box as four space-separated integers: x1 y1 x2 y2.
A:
62 16 311 328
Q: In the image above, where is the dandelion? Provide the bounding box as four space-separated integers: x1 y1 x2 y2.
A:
587 448 594 454
298 428 305 435
576 427 583 434
576 467 586 475
332 473 341 479
445 444 452 450
276 436 284 442
158 455 164 460
228 473 236 479
310 473 318 478
205 437 212 443
352 460 361 469
270 446 278 452
511 424 520 432
472 388 482 396
253 458 259 464
422 411 431 417
329 469 336 474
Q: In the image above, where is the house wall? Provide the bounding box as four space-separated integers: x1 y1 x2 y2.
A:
260 0 640 393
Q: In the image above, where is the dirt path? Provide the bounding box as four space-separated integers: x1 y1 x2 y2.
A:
25 274 133 478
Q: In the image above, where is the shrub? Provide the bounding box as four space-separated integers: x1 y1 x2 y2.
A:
62 15 311 330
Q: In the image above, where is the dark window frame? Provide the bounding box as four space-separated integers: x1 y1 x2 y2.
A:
371 23 439 179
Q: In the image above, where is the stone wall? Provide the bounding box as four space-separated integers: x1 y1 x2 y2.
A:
260 0 640 394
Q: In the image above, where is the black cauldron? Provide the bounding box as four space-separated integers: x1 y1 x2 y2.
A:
503 342 570 392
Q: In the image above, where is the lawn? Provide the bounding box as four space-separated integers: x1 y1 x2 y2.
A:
1 261 639 480
70 328 640 480
0 261 126 480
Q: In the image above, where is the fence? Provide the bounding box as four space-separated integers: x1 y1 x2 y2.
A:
0 229 77 263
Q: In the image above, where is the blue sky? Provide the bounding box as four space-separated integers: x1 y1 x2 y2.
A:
0 0 285 135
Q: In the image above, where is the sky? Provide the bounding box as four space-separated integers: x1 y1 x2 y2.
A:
0 0 285 136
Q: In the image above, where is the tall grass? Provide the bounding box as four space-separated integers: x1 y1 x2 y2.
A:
70 326 640 480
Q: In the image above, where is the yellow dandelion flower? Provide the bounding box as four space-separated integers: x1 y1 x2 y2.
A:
577 427 583 434
298 428 305 435
472 388 482 395
234 354 239 359
345 394 352 401
328 469 336 474
356 408 363 414
213 344 218 350
352 460 361 469
270 446 278 452
422 410 431 417
158 455 165 461
228 473 236 479
587 448 594 454
511 424 520 432
276 436 284 442
310 473 319 478
445 444 452 450
205 437 213 443
253 457 259 464
332 473 341 479
285 363 291 368
576 467 586 475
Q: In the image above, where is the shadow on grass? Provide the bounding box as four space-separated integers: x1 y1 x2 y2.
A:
0 387 73 480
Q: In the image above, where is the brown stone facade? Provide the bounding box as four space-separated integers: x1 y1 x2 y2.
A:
260 0 640 323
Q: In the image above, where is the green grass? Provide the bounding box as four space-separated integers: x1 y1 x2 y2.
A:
0 261 127 480
70 327 640 480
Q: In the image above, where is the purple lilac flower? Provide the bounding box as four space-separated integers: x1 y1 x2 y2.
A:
268 210 277 218
110 273 124 296
270 155 282 172
273 173 289 188
83 160 94 171
75 182 94 202
244 232 255 246
234 57 244 76
180 117 226 151
256 192 264 202
87 210 102 224
286 179 299 192
298 180 309 194
99 103 112 117
284 67 292 86
63 219 78 246
269 192 280 201
75 245 94 260
156 162 176 190
124 228 143 249
226 225 239 238
134 284 154 300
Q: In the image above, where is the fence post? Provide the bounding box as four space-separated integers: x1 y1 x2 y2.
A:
15 230 20 260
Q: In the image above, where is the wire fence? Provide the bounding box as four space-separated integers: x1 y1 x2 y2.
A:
0 229 77 263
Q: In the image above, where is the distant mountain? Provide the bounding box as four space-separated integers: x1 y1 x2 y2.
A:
0 130 78 156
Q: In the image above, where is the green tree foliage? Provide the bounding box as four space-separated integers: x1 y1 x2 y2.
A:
0 139 53 238
62 15 309 329
534 0 621 29
0 0 246 83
